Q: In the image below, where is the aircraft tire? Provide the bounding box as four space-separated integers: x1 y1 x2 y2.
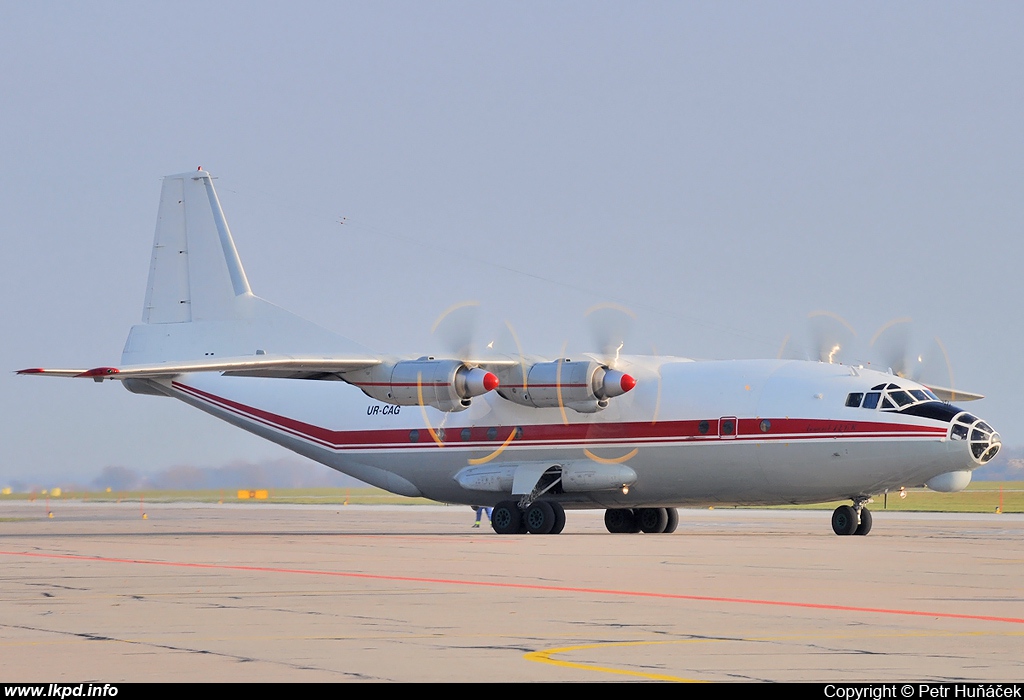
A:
854 507 872 536
663 508 679 534
604 508 637 533
525 501 555 534
549 502 566 534
638 507 669 533
831 505 858 536
492 501 522 535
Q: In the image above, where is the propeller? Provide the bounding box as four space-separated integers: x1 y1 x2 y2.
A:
778 311 858 362
431 300 482 359
867 319 977 399
807 310 859 364
784 312 981 401
585 302 636 368
868 317 913 376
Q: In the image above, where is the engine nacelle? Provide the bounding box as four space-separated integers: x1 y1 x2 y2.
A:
453 461 637 494
495 359 635 413
344 358 498 412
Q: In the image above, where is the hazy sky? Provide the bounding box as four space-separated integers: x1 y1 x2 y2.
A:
2 2 1022 485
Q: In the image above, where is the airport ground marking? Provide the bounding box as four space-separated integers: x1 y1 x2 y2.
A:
525 640 708 682
3 549 1024 628
524 630 1024 681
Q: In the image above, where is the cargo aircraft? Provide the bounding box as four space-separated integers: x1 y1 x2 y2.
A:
18 170 1001 536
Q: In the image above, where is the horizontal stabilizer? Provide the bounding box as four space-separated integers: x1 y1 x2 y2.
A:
18 355 382 381
16 368 90 378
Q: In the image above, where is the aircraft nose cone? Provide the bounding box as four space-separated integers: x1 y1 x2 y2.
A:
951 412 1001 464
981 429 1002 464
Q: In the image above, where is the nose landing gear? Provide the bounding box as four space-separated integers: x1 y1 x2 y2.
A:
832 499 872 536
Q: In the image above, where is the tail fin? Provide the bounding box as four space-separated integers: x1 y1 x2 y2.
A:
143 169 251 324
122 170 361 365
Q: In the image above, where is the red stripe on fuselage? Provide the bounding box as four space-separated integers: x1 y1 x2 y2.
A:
171 382 947 453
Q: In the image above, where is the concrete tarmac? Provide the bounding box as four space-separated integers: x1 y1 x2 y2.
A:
1 501 1022 682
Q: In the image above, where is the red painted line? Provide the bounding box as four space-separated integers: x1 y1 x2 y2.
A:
171 382 947 452
351 382 458 388
3 549 1022 626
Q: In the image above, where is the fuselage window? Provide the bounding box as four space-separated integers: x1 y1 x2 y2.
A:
846 393 864 408
486 427 498 440
409 429 420 442
721 419 736 436
862 392 880 409
461 428 472 441
759 419 771 433
698 420 710 435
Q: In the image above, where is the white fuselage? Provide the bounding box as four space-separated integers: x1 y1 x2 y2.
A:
151 355 981 508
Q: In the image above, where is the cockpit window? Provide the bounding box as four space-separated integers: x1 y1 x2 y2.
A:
854 382 949 412
890 390 914 407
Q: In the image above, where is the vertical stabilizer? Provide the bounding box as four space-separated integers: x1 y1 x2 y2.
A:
122 170 363 366
143 170 251 324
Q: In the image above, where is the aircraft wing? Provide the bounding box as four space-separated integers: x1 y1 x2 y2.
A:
16 355 384 381
924 384 985 402
16 356 523 382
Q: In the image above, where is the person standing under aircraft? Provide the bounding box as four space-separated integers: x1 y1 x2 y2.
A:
472 506 492 528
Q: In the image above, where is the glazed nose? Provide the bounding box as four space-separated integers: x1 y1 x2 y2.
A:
950 413 1001 464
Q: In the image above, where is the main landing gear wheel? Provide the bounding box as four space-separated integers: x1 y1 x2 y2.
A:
605 508 677 534
491 500 566 534
831 505 858 536
663 507 679 534
854 507 872 536
492 501 522 535
525 501 556 534
604 508 638 533
549 502 566 534
637 507 669 533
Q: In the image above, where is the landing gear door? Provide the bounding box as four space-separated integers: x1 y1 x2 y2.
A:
511 463 553 495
